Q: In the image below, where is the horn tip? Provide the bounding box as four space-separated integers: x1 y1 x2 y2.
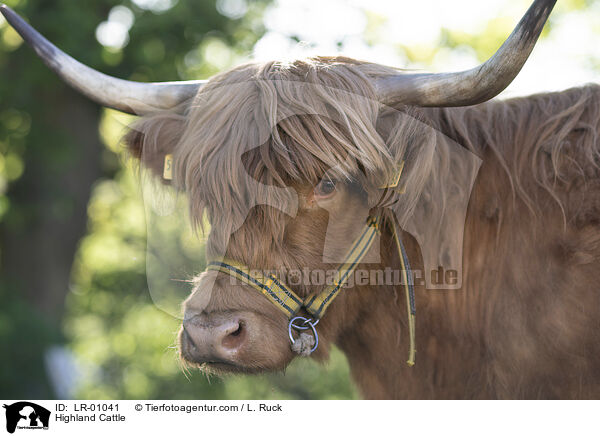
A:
0 4 14 19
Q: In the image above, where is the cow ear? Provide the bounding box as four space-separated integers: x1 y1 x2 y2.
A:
123 113 186 183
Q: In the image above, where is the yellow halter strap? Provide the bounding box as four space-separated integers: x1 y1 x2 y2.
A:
207 215 381 318
206 213 416 366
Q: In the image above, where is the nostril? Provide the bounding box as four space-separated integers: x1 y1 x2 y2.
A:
230 324 242 336
221 320 246 350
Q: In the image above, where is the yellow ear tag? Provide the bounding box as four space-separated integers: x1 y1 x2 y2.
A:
379 160 405 192
163 154 173 180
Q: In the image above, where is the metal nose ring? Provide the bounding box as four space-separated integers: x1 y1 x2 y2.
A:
288 316 319 354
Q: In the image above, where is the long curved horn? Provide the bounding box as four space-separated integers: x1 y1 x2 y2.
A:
0 4 204 115
376 0 556 107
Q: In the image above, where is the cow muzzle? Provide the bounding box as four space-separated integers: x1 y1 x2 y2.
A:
180 312 247 365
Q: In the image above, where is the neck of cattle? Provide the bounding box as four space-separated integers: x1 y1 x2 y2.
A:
331 85 600 399
332 226 423 400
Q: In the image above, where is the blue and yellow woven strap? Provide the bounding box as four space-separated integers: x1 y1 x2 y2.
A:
207 215 381 320
303 215 381 319
206 259 303 317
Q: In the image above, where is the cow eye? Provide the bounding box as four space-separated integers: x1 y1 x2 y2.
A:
314 178 336 198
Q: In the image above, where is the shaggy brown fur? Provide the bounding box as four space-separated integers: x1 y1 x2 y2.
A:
126 57 600 399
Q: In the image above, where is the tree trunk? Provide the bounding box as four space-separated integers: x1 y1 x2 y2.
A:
2 89 103 324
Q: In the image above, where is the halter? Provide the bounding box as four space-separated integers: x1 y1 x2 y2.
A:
204 161 416 365
206 213 417 366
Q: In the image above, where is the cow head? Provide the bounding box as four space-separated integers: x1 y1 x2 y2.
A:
0 0 555 374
